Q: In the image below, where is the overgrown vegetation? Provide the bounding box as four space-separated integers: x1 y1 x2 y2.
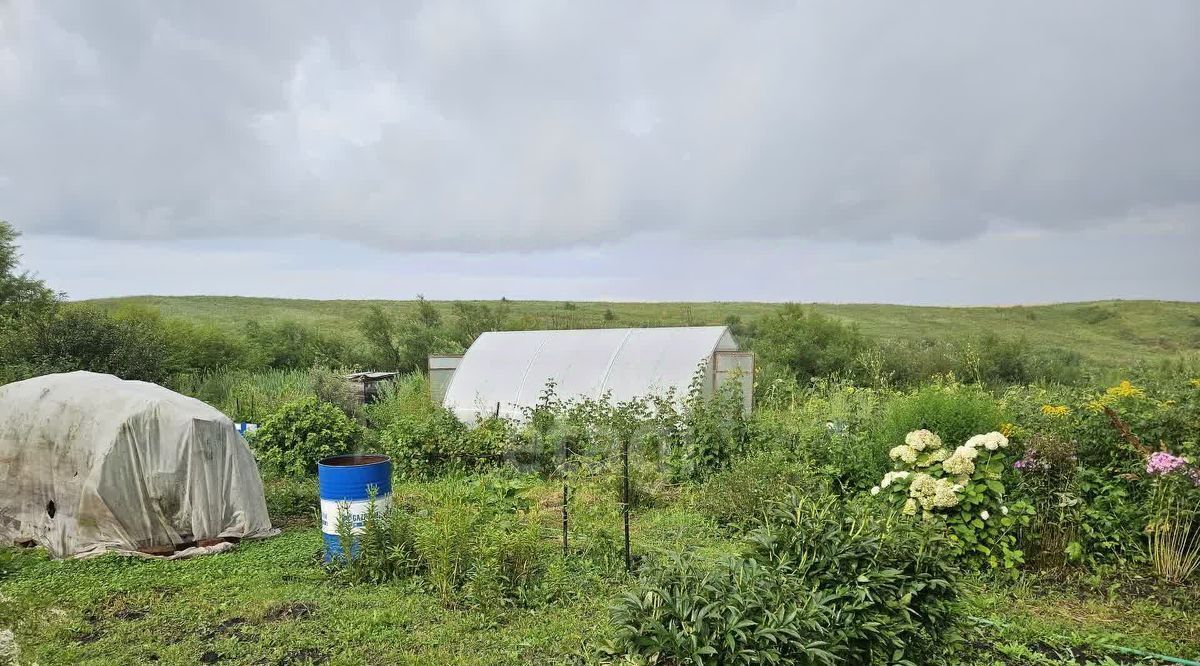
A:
4 219 1200 664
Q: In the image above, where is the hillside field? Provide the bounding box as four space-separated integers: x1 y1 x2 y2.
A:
84 296 1200 368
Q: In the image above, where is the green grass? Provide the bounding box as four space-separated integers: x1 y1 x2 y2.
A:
83 296 1200 368
4 476 1198 666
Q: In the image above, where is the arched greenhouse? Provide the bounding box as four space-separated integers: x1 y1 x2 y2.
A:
435 325 753 423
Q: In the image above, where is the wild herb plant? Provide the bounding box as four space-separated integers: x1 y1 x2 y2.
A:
1144 451 1200 583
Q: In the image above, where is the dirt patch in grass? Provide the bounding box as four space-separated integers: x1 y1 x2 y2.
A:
276 647 329 665
265 601 315 622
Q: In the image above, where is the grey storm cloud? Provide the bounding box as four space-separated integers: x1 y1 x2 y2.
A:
1 0 1198 251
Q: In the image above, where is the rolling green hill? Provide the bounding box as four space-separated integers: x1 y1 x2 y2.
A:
82 296 1200 368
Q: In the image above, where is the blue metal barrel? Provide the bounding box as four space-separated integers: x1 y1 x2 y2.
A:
317 454 392 561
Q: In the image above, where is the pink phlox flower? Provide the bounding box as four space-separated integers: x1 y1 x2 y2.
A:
1146 451 1188 476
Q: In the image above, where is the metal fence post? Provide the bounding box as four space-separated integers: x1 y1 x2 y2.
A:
561 437 569 557
622 435 631 572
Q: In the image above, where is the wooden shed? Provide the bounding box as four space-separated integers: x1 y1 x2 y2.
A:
345 371 398 405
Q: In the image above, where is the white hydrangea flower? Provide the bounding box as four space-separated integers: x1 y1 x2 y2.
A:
1001 505 1009 516
930 478 961 509
980 510 990 520
905 429 942 452
902 498 918 516
880 471 909 488
955 445 979 461
870 486 881 495
907 474 961 510
942 451 976 477
964 434 989 450
889 445 918 464
985 431 1010 450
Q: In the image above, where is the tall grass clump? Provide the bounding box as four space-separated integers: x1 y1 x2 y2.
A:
179 367 315 422
328 475 555 610
876 379 1002 449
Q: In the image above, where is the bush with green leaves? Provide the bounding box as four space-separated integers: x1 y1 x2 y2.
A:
691 448 824 529
380 408 517 478
872 429 1033 571
668 369 750 482
251 397 364 477
608 553 835 665
608 493 960 665
751 379 891 494
746 494 960 665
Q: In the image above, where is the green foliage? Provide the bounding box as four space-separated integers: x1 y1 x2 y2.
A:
669 370 750 482
30 305 173 383
752 379 891 494
309 366 363 422
746 494 961 665
381 409 516 478
608 554 836 665
609 494 961 665
329 476 554 611
261 476 319 527
749 303 869 384
364 371 437 428
358 297 466 373
0 220 57 337
176 367 314 422
691 449 824 529
874 430 1033 571
244 319 358 370
251 397 364 477
877 381 1003 448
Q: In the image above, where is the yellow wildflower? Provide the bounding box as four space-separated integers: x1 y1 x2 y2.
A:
999 422 1016 437
1040 404 1071 418
1190 379 1200 389
1105 380 1143 399
1084 399 1107 413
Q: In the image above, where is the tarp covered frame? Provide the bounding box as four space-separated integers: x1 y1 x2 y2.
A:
442 325 751 423
0 371 276 558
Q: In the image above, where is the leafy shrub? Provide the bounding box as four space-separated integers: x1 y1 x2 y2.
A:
749 303 870 384
310 366 363 422
608 493 960 665
752 379 890 494
872 429 1033 571
331 489 421 586
364 372 436 429
1011 433 1082 567
251 397 364 477
30 305 173 383
608 554 836 665
747 494 961 665
669 372 750 482
876 381 1003 449
691 449 824 529
380 409 516 478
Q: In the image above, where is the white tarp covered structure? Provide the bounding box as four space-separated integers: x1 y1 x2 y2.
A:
442 326 751 423
0 371 276 558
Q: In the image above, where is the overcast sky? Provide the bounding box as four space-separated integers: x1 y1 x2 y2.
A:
2 1 1198 304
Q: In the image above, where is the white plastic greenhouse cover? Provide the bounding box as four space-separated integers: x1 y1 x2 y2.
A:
0 371 277 558
442 326 738 422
